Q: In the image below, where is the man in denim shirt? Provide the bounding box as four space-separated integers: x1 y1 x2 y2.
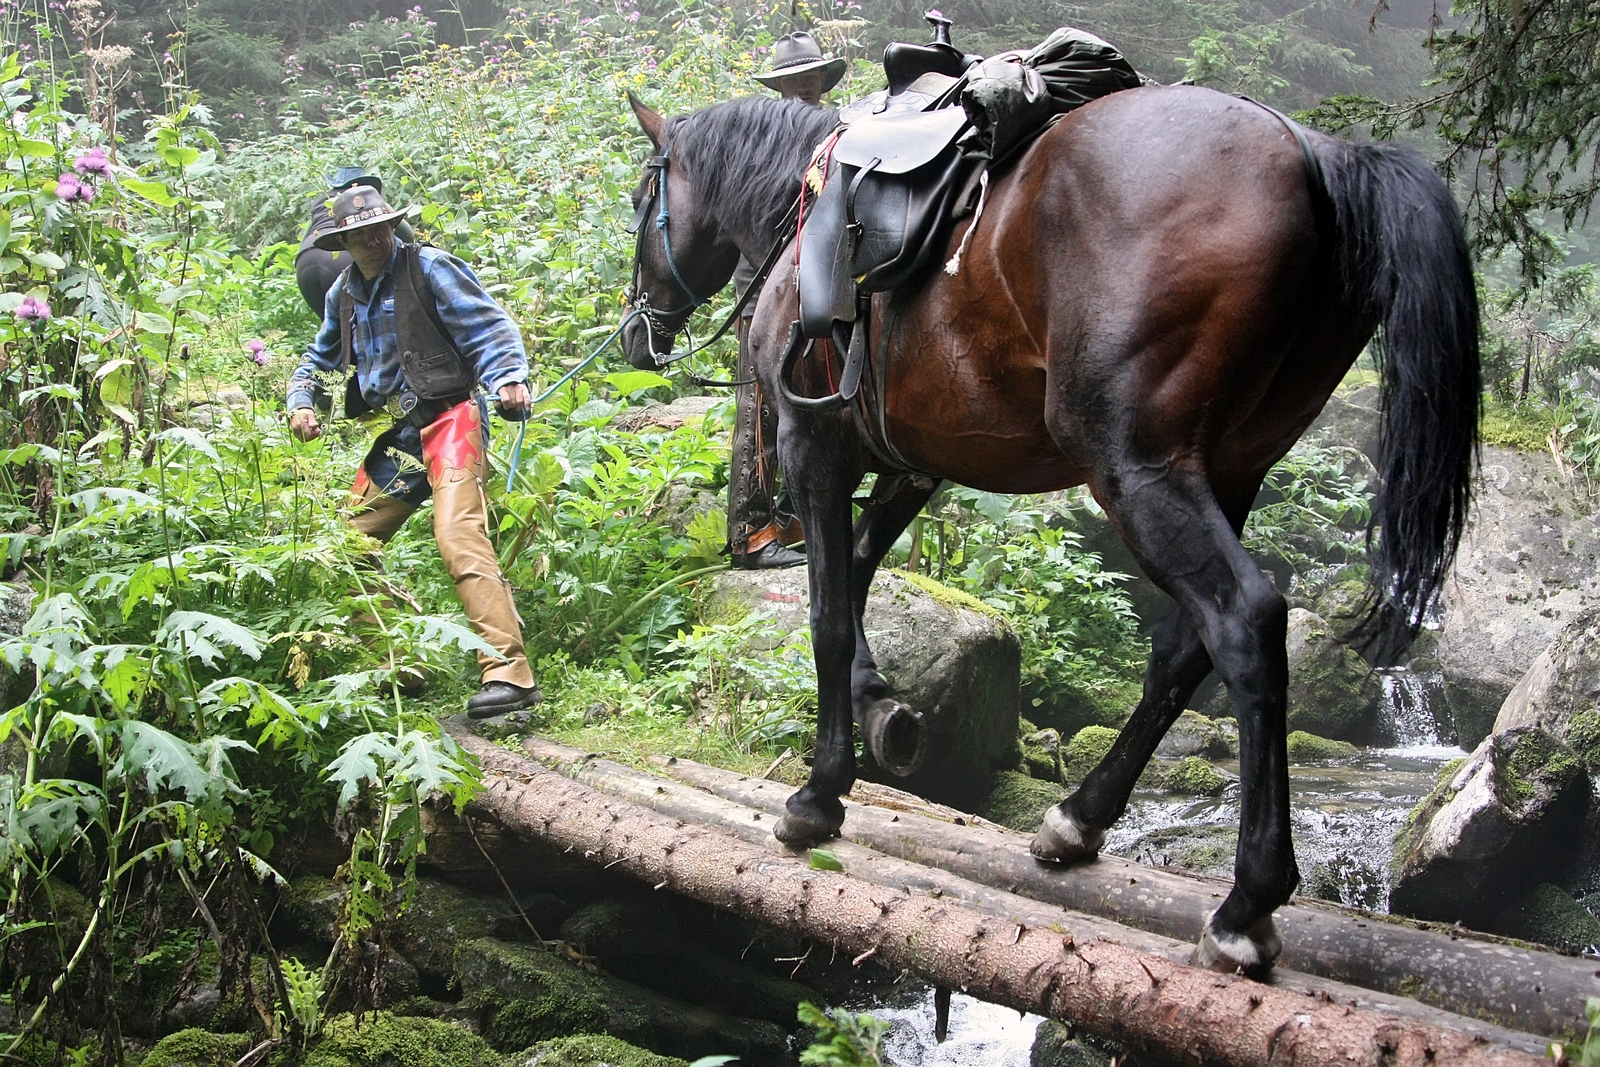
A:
287 185 541 718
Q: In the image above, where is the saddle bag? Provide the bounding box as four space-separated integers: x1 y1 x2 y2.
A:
798 108 972 339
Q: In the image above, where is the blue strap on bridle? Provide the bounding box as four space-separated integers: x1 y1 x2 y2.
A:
653 148 706 310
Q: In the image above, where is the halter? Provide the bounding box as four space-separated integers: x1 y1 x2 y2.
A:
627 145 705 338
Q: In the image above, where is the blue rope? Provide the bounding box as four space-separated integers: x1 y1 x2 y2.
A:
504 308 641 493
655 152 705 309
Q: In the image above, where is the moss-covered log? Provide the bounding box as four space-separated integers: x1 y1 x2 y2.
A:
642 744 1593 1039
444 721 1548 1067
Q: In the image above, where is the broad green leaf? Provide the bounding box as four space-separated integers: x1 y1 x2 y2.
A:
157 611 265 667
120 177 176 207
0 208 10 250
606 370 671 395
23 249 64 271
154 427 220 464
0 256 19 275
116 720 212 799
808 848 844 871
95 358 135 425
12 137 55 158
133 309 173 335
326 731 401 809
158 144 201 168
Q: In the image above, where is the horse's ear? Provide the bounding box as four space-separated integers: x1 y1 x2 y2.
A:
628 91 665 151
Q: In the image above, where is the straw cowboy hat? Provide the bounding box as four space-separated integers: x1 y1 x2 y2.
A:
754 31 846 92
311 185 415 251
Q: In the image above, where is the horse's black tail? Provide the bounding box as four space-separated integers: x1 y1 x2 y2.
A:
1312 136 1480 665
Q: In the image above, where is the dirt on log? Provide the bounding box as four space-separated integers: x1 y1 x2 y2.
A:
444 719 1546 1067
645 747 1594 1038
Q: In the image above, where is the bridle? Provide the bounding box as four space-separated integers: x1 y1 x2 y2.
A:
624 140 805 385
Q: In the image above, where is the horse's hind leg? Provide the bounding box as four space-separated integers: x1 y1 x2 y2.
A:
846 476 940 776
1092 464 1295 977
1033 603 1212 861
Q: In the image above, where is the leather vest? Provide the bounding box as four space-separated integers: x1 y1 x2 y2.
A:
338 244 476 406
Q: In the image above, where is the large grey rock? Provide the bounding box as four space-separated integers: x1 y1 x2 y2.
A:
1493 603 1600 744
1388 726 1589 928
1202 608 1381 742
611 396 720 434
1437 446 1600 747
706 568 1020 809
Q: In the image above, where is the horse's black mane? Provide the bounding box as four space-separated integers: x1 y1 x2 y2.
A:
664 96 841 250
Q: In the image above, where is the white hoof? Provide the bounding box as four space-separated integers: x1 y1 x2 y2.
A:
1030 806 1105 863
1191 911 1282 976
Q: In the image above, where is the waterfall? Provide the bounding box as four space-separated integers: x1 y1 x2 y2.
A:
1379 668 1457 751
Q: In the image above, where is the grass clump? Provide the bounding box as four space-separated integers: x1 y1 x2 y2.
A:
141 1031 253 1067
979 771 1063 832
522 1035 687 1067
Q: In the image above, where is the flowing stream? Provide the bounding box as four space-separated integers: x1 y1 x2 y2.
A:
850 667 1467 1063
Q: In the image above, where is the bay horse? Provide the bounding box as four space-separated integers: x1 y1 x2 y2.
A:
621 89 1478 974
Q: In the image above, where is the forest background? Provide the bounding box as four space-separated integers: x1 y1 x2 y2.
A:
1 0 1598 1059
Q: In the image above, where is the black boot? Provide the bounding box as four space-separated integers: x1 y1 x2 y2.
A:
467 680 543 719
733 540 806 570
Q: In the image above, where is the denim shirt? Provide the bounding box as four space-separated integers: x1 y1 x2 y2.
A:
286 239 528 412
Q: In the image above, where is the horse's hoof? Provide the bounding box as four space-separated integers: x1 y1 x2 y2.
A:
773 812 841 846
1191 911 1282 978
1030 805 1105 864
862 698 927 777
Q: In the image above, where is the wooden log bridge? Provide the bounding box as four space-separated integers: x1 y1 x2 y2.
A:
443 718 1581 1067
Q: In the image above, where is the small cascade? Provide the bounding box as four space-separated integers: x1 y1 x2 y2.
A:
1379 668 1457 752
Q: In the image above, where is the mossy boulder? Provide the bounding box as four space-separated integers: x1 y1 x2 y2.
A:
1285 731 1359 762
1284 609 1381 741
456 937 612 1049
1491 883 1600 954
1030 1020 1110 1067
515 1034 688 1067
1019 722 1064 782
980 771 1063 833
1155 710 1235 760
1160 757 1226 796
304 1013 501 1067
1390 726 1590 928
705 568 1019 809
558 896 680 959
455 937 785 1062
141 1030 252 1067
1063 725 1118 779
277 874 344 945
394 876 523 983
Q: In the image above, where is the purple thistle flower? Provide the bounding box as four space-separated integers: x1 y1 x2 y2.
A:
247 339 268 364
14 295 51 323
54 172 88 201
73 146 111 176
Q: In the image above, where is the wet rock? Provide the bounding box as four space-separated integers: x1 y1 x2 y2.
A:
1491 883 1600 954
517 1034 689 1067
656 482 720 538
1494 604 1600 764
455 937 786 1061
979 771 1063 833
624 948 818 1026
277 873 343 945
1031 1020 1112 1067
1389 726 1590 927
140 1029 252 1067
1155 710 1235 759
1285 730 1359 762
1437 446 1600 748
1115 824 1237 877
706 568 1020 809
1063 725 1117 779
470 709 542 743
559 896 681 958
1300 854 1387 911
1160 756 1226 796
1198 609 1382 742
1303 386 1381 470
304 1012 500 1067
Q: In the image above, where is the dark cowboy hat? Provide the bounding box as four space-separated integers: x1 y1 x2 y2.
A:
754 31 846 92
311 185 414 251
326 166 383 193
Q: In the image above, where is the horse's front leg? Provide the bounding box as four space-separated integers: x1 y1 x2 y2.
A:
772 411 865 845
846 476 939 776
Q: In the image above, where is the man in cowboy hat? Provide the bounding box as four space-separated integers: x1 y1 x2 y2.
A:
754 30 846 104
724 31 847 569
286 184 542 719
294 166 416 315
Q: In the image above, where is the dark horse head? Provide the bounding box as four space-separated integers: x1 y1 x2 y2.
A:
621 93 840 370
